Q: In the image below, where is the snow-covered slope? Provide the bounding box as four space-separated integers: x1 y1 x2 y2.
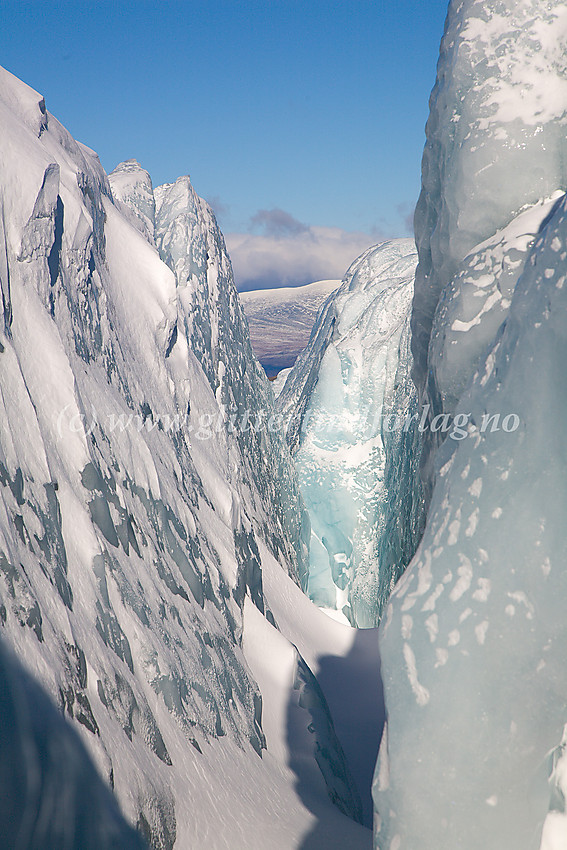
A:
0 640 145 848
375 3 567 848
0 65 377 849
240 279 339 377
277 241 424 627
130 164 310 589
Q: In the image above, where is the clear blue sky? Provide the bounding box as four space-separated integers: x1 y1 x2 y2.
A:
1 0 449 288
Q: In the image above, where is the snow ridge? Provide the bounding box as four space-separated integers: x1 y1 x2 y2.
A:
0 64 372 849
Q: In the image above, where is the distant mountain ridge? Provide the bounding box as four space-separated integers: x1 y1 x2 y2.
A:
240 279 339 377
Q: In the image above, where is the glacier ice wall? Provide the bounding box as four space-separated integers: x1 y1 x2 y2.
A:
0 65 364 849
111 163 310 589
375 1 567 847
151 174 310 587
278 240 424 627
412 0 567 492
375 188 567 850
108 159 156 245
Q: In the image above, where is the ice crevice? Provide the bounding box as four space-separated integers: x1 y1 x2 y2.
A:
277 239 426 628
6 0 567 843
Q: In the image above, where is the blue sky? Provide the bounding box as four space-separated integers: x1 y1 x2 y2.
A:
1 0 449 289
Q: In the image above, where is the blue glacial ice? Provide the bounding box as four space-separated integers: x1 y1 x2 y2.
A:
375 186 567 850
278 240 425 627
412 0 567 493
375 2 567 848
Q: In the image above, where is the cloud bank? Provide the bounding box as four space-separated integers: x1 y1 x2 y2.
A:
226 208 381 291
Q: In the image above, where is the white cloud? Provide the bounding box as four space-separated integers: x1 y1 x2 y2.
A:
226 220 381 291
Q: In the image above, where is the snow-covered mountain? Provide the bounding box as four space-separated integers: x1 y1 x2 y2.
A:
240 279 339 377
375 2 567 848
277 241 425 628
0 64 381 849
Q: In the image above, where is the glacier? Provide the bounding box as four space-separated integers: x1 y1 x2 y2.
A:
0 64 381 849
375 1 567 848
0 639 145 848
375 181 567 850
412 0 567 493
10 0 567 844
277 240 425 628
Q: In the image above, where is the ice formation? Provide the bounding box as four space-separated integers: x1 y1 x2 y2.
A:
375 2 567 848
412 0 567 491
0 65 379 849
278 241 424 627
375 182 567 850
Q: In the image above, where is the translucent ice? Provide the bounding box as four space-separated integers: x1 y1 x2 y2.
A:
278 240 425 627
412 0 567 490
375 118 567 850
375 4 567 847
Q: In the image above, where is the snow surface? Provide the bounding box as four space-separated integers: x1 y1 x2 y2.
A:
278 241 424 627
0 638 144 848
240 279 339 377
0 63 374 849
